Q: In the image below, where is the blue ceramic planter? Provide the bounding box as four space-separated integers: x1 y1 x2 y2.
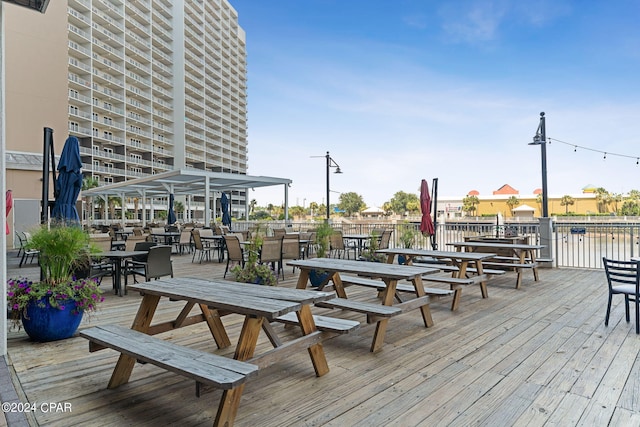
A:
21 299 83 342
309 270 330 287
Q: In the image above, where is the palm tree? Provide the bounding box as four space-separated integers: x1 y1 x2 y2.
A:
108 196 121 220
174 201 184 221
612 193 623 214
506 196 520 216
81 176 99 222
462 195 480 216
595 187 611 213
560 195 575 214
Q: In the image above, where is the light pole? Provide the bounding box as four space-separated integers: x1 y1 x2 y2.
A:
312 151 342 221
529 112 548 218
528 112 553 263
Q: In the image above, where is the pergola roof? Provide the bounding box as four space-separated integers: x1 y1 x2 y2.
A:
82 169 292 198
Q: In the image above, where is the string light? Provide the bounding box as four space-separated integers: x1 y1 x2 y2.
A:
549 137 640 165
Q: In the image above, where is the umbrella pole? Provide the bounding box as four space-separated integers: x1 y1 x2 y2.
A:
431 178 438 250
41 127 55 224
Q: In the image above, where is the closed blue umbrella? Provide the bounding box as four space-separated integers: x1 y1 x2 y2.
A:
52 136 82 224
221 193 231 227
167 193 176 225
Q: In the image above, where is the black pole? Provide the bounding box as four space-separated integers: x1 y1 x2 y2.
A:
41 127 54 224
540 112 549 218
325 151 330 221
431 178 438 250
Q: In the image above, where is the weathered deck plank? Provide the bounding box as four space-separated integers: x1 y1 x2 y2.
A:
5 250 640 426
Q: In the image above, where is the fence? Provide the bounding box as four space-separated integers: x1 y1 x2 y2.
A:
232 219 640 270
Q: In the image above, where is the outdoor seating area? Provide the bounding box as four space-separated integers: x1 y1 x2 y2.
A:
5 245 640 426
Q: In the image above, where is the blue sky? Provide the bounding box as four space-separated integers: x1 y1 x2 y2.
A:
231 0 640 208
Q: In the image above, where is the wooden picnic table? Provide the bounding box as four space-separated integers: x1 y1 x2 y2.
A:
376 248 498 310
287 258 439 352
102 277 336 426
448 241 545 289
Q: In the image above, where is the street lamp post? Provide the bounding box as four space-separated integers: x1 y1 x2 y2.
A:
529 112 548 218
312 151 342 222
325 151 342 221
528 112 553 263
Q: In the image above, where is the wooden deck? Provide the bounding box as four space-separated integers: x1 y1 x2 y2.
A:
5 249 640 426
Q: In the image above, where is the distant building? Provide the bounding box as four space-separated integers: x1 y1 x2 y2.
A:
4 0 248 234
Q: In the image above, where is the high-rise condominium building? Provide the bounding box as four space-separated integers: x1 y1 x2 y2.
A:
4 0 248 225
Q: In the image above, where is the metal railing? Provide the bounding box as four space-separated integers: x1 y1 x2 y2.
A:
231 219 640 270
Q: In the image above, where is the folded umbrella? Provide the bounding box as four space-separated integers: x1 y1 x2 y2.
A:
51 136 82 224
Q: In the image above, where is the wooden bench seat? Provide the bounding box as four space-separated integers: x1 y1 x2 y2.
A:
80 324 258 391
412 261 460 273
482 261 539 289
340 275 453 297
421 275 476 286
275 312 360 335
483 261 538 269
315 298 402 318
465 267 506 275
421 274 488 311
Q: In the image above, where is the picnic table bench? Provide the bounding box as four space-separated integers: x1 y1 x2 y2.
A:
339 274 454 304
448 241 545 289
288 258 439 352
82 277 338 426
80 324 258 399
376 248 497 310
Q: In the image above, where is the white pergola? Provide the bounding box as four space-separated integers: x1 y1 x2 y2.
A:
82 169 292 225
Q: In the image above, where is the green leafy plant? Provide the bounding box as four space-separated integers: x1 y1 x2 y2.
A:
314 221 334 259
231 225 278 286
7 223 104 328
398 223 418 249
359 230 387 263
232 262 278 286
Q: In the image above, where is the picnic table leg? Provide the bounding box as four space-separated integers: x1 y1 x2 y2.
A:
199 304 232 348
296 269 310 289
410 276 434 327
108 294 161 388
296 305 329 377
474 260 489 299
370 279 398 353
515 251 525 289
216 315 263 426
529 250 540 281
450 260 469 311
332 273 348 299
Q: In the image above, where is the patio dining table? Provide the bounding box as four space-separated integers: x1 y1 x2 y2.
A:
93 277 336 426
288 258 439 352
93 250 147 297
448 241 545 289
376 248 498 310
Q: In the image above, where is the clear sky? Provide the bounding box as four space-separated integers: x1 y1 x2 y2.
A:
231 0 640 208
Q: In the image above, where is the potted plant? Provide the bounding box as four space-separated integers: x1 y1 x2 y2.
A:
309 222 334 287
397 223 418 264
7 223 104 342
359 230 387 263
231 226 278 286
